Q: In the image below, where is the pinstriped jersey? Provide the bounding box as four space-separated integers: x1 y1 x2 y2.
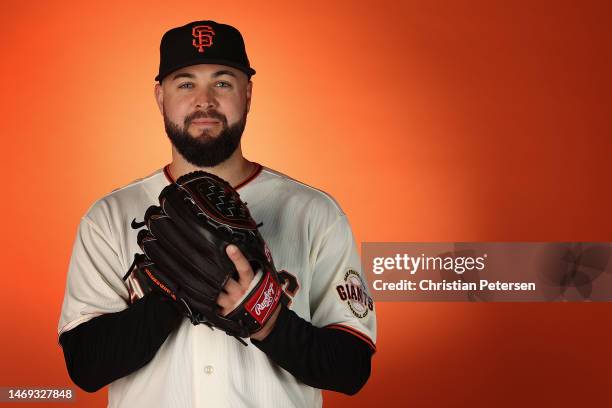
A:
58 164 377 408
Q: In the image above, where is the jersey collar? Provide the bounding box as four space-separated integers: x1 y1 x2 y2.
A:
163 163 263 191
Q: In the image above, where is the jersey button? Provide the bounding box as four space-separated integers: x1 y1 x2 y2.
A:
204 365 214 374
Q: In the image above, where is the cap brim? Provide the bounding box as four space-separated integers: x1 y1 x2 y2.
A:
155 59 256 82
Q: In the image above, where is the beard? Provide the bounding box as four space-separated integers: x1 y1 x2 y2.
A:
164 106 247 167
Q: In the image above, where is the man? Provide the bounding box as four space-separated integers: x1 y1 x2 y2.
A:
58 20 376 407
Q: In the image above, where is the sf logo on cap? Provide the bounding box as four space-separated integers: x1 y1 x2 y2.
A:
192 25 215 53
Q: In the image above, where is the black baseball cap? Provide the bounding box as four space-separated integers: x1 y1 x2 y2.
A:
155 20 256 83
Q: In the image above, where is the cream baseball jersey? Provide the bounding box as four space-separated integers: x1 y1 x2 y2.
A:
58 164 377 408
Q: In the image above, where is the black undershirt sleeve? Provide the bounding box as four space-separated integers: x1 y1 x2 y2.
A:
60 296 373 395
251 305 374 395
58 293 183 393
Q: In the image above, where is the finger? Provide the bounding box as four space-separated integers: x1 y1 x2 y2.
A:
226 245 253 286
223 278 243 296
217 278 245 315
216 291 232 316
217 290 238 314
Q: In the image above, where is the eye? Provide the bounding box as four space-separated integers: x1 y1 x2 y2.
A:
215 81 232 89
178 82 194 89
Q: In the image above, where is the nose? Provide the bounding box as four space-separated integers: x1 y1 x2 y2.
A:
194 87 216 110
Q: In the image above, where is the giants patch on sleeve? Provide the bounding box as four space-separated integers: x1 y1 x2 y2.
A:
336 269 374 319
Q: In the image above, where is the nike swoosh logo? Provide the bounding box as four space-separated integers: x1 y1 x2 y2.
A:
131 218 146 229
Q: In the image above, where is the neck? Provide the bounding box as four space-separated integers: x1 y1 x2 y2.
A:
168 145 256 188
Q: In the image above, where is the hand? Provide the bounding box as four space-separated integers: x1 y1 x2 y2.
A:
217 245 281 340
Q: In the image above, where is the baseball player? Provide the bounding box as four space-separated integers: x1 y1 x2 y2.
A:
58 20 376 407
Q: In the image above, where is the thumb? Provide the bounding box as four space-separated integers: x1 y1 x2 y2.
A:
226 244 254 286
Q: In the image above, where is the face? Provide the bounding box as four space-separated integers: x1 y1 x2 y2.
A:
155 64 252 167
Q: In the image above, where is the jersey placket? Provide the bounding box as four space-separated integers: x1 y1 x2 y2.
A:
193 325 226 407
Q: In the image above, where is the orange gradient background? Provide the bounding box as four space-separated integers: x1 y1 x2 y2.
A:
1 1 611 407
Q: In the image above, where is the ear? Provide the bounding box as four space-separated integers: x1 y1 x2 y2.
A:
246 81 253 114
154 82 164 114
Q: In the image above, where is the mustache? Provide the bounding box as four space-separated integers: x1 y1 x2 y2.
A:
185 110 226 125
